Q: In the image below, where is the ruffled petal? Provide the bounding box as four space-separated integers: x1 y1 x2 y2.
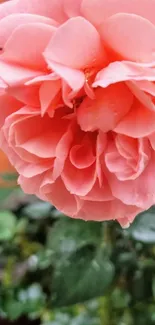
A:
18 173 44 196
0 94 22 127
76 198 140 222
8 84 40 107
0 0 16 20
107 152 155 210
0 0 67 23
100 13 155 62
62 159 96 196
1 23 55 70
80 179 113 202
44 16 105 69
39 80 61 115
69 135 95 169
105 136 150 180
43 177 82 216
93 61 155 89
81 0 155 26
77 83 133 132
0 60 44 87
0 13 57 48
46 60 85 97
115 100 155 137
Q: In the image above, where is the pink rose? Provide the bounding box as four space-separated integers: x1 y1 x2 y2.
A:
1 0 155 227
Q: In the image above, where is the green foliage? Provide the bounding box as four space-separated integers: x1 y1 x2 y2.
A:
0 172 18 182
0 188 16 202
1 185 155 324
22 202 52 220
128 207 155 243
51 247 114 306
47 218 102 259
0 211 17 241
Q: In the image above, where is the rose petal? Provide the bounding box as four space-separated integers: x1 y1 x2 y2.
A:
148 132 155 150
107 152 155 209
18 173 44 196
0 13 57 48
63 0 82 17
46 60 85 95
81 0 155 26
0 77 7 94
0 0 16 20
0 0 67 23
93 61 155 89
8 84 40 107
69 135 96 169
76 198 140 222
39 80 61 115
44 16 105 69
100 13 155 62
0 60 44 87
43 177 82 216
105 136 150 180
12 114 69 158
77 83 133 132
126 81 155 112
115 100 155 137
2 23 56 70
62 159 96 196
81 179 113 202
0 94 22 127
18 161 52 178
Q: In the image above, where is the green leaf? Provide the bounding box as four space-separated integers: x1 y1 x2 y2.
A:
131 270 145 300
152 276 155 300
111 288 131 309
0 172 18 182
0 188 15 201
51 247 114 307
128 207 155 243
4 300 23 321
47 218 102 260
46 313 99 325
18 284 46 315
51 209 64 218
22 201 52 219
0 211 17 241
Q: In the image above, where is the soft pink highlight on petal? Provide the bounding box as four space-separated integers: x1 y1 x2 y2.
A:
100 13 155 63
46 60 85 95
93 61 155 89
44 17 105 69
0 13 57 48
0 0 67 23
81 0 155 26
0 60 44 86
115 100 155 137
77 84 133 132
0 0 16 20
63 0 82 17
39 80 61 115
1 23 56 70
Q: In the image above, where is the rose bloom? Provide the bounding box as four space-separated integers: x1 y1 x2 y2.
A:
1 0 155 227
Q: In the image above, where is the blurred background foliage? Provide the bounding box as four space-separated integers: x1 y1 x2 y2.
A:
0 152 155 324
